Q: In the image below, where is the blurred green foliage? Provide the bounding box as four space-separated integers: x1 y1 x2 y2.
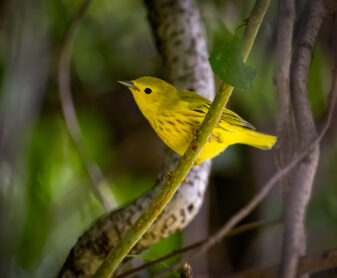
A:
0 0 336 277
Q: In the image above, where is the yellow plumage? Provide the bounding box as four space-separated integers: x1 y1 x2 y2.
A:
119 76 276 165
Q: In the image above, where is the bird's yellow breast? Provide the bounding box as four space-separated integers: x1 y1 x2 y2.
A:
148 108 233 164
148 110 196 155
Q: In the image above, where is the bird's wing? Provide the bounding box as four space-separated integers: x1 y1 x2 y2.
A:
221 108 255 130
178 89 255 130
178 89 211 116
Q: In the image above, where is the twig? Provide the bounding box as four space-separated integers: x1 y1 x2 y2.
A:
241 0 271 63
227 248 337 278
92 1 270 277
116 219 279 278
58 0 115 211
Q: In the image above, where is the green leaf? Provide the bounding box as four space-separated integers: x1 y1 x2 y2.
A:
209 37 257 90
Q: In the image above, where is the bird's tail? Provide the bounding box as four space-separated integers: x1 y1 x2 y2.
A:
239 129 277 150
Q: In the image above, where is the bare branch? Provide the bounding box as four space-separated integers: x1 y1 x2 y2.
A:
58 0 116 211
281 1 337 276
227 248 337 278
116 219 280 278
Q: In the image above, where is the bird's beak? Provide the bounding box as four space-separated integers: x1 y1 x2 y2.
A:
118 80 135 90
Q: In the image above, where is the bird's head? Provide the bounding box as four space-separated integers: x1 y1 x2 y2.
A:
118 76 178 117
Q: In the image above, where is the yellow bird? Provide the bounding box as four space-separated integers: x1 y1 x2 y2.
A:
119 76 276 165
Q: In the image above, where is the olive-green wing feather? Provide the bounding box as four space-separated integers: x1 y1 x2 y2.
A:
178 89 255 130
221 108 255 130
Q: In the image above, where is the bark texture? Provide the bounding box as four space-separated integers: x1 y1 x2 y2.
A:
280 0 337 277
274 0 295 184
58 0 214 277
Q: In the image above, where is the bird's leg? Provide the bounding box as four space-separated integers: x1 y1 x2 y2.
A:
163 171 173 182
209 131 223 143
208 132 221 143
193 159 202 166
208 133 213 143
193 129 200 141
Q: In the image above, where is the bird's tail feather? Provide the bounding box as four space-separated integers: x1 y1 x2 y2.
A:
240 130 277 150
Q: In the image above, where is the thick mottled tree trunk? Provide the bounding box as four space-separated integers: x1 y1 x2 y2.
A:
58 0 214 277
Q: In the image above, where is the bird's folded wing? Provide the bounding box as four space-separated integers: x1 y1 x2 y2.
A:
221 109 255 130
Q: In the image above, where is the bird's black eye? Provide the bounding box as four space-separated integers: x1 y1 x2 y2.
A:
144 88 152 94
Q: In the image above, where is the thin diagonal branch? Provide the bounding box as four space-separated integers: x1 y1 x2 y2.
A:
228 248 337 278
116 219 280 278
58 0 115 211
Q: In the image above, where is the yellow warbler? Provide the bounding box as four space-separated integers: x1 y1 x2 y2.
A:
119 76 276 165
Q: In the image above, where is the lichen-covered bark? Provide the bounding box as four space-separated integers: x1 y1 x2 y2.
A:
58 0 214 277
